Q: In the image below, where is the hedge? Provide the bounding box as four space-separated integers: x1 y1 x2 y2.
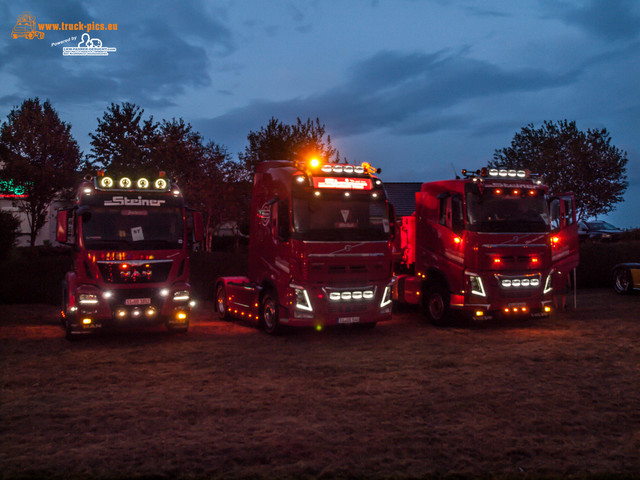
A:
1 242 638 305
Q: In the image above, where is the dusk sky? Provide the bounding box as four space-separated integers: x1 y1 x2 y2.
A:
2 0 639 227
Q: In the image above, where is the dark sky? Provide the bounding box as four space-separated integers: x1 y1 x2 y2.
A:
1 0 638 226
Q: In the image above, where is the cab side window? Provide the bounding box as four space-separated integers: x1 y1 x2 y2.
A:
277 199 290 241
439 197 447 226
550 198 561 231
451 196 464 234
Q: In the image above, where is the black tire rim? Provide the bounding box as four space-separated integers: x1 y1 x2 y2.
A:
615 269 630 292
429 293 445 320
263 297 277 330
216 286 226 316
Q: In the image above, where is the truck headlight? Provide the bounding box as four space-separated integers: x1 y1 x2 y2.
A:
78 293 99 305
292 286 313 312
466 272 486 297
173 290 190 302
380 285 392 308
544 273 553 294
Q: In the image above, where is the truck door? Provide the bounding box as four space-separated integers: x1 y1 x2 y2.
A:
549 193 579 274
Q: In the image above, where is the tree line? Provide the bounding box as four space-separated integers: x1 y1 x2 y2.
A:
0 97 629 253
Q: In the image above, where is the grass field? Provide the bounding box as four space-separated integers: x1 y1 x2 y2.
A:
1 289 639 479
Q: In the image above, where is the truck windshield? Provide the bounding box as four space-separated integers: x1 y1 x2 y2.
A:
466 190 549 233
292 192 390 241
81 207 184 250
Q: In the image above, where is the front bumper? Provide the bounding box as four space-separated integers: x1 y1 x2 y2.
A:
68 284 193 330
280 282 393 327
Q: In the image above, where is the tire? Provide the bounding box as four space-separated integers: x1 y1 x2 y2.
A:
613 267 633 294
260 291 281 335
64 313 80 341
422 283 451 326
216 283 230 320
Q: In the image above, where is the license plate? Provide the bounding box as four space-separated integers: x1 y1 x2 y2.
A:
125 298 151 306
338 316 360 324
507 302 527 308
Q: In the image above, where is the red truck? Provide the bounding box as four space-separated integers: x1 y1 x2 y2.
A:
57 172 203 339
392 168 579 324
215 158 394 334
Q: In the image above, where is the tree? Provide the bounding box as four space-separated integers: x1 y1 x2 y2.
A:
0 98 81 247
88 102 158 175
491 120 628 220
239 117 338 173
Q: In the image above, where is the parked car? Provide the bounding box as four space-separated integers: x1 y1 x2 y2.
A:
578 220 623 241
611 263 640 294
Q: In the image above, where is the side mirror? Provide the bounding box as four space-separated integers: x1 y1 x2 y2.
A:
388 203 396 240
56 210 69 244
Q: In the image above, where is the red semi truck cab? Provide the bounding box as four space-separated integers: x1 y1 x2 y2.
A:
215 159 394 334
57 172 203 339
393 168 579 324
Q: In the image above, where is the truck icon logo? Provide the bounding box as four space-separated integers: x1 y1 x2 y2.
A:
11 12 44 40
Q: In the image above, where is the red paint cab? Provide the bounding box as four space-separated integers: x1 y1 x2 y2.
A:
57 173 203 339
393 168 579 324
216 159 394 334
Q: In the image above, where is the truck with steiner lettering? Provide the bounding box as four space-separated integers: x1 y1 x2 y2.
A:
57 172 203 339
215 157 395 334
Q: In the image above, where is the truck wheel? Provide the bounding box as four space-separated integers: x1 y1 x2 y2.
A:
613 267 633 294
422 284 451 326
216 283 230 320
260 291 281 335
64 314 80 341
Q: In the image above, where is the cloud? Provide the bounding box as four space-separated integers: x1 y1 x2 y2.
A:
196 49 581 144
0 0 231 110
552 0 640 41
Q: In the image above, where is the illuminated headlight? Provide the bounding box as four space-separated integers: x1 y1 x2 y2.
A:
499 169 508 177
467 273 486 297
341 291 352 300
363 290 374 300
502 279 512 288
332 165 343 173
354 166 364 174
489 168 499 176
78 294 98 305
531 278 540 287
155 178 167 190
321 165 332 173
160 288 170 297
119 177 132 188
293 287 313 311
100 176 114 188
103 291 113 299
137 178 149 189
521 279 530 287
512 279 521 287
352 291 363 300
343 165 354 173
380 285 392 308
173 290 190 301
329 292 341 301
544 273 553 294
